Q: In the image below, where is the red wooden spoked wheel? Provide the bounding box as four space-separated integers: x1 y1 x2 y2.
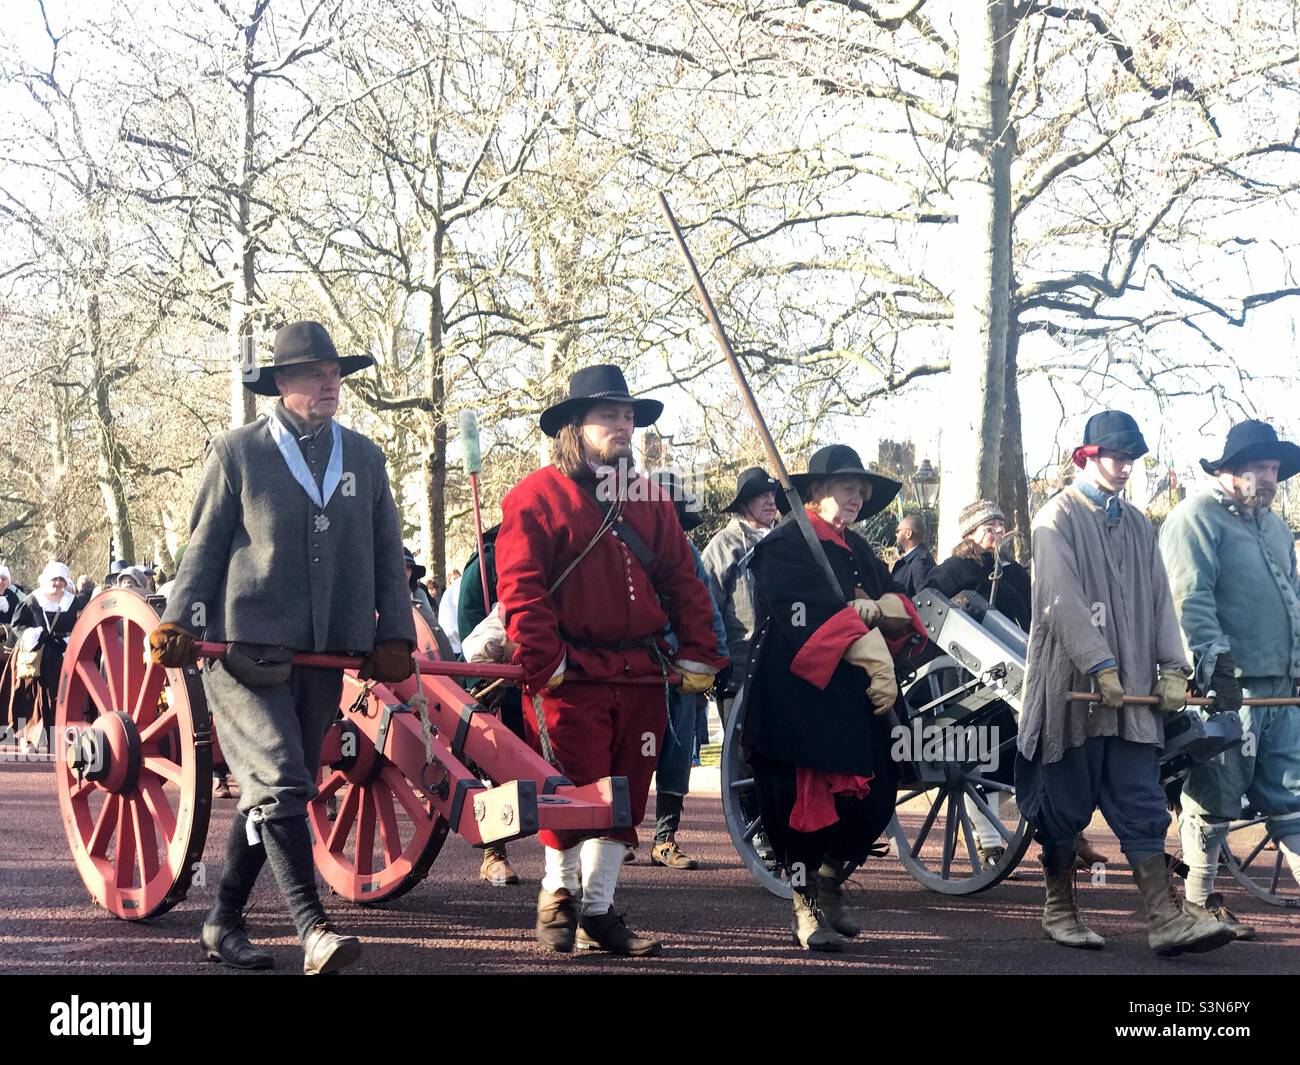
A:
55 591 211 920
412 606 453 661
308 673 448 904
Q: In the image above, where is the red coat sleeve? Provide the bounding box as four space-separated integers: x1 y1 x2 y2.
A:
495 475 567 694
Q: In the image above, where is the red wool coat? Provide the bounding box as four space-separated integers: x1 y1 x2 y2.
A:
495 466 728 694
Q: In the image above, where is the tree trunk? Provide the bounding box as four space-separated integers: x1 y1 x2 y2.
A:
940 0 1013 553
997 326 1030 560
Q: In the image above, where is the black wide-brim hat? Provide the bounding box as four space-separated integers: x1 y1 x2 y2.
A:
1200 419 1300 480
402 547 426 582
723 467 779 513
777 444 902 522
539 364 663 438
1072 410 1149 468
244 320 374 397
104 559 132 585
649 471 704 531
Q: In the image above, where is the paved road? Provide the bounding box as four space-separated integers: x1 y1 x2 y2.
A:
2 761 1297 975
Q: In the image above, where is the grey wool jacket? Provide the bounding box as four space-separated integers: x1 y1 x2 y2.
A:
1160 487 1300 689
1019 484 1190 764
162 408 415 654
700 517 769 677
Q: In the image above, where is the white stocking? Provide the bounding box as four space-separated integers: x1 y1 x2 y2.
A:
579 838 625 916
541 844 581 894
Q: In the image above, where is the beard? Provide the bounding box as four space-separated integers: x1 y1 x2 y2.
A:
1243 483 1277 510
595 440 633 464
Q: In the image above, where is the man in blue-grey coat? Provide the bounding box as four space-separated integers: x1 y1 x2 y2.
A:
150 321 415 975
1161 420 1300 935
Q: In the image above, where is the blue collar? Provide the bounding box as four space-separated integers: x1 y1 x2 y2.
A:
1077 479 1122 525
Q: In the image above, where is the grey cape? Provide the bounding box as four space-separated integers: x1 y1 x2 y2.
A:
1019 484 1189 764
162 414 414 653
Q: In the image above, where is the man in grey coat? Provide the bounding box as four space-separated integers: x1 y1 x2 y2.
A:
151 320 415 975
701 466 778 718
1017 411 1231 958
1161 420 1300 932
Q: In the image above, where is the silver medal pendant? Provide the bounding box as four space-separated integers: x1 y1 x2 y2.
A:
314 514 330 533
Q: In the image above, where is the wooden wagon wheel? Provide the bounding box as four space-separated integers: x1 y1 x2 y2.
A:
721 680 792 899
54 591 211 920
888 655 1032 894
308 607 449 904
1221 814 1300 909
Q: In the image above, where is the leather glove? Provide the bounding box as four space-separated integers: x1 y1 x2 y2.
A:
677 670 714 695
1155 669 1189 712
358 639 414 683
844 629 898 715
851 598 883 626
712 664 735 698
873 593 917 638
1093 666 1125 710
149 623 198 667
1209 652 1242 713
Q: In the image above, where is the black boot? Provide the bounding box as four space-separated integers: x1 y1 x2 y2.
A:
259 815 329 942
200 813 274 969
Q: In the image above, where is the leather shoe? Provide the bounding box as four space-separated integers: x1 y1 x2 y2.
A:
302 922 362 975
536 887 578 952
576 910 662 956
200 919 274 970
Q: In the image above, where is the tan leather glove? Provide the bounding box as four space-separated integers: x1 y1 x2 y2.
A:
677 670 714 695
358 640 414 683
873 593 917 638
844 629 898 715
1156 669 1189 713
1093 666 1125 710
851 598 883 626
149 623 198 667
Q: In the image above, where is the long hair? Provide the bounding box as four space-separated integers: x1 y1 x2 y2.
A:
552 421 592 479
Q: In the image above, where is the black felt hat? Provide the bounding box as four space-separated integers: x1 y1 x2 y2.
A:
723 467 779 514
777 444 901 522
244 320 374 396
402 547 426 582
1072 410 1149 468
1200 420 1300 480
650 470 704 532
539 364 663 438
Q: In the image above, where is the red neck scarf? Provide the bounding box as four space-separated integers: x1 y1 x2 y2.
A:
804 507 849 549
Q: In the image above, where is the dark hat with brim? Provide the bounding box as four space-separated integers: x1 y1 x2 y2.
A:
1200 419 1300 480
402 547 426 582
650 471 704 532
244 320 374 397
539 364 663 438
776 444 901 523
1072 410 1149 468
104 558 132 585
723 467 779 514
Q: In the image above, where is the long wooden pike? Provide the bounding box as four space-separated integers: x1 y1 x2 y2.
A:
657 191 846 601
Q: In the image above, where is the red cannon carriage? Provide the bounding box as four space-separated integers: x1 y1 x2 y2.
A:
52 591 632 919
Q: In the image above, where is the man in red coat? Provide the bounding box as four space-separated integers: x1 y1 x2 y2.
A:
495 364 727 956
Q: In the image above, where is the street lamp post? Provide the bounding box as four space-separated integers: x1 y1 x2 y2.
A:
913 459 939 544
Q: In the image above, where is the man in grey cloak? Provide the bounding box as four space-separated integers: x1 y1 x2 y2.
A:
1017 410 1233 958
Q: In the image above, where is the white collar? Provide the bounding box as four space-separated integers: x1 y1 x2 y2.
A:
34 589 74 612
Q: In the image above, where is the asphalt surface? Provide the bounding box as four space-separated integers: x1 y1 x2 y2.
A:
2 761 1297 976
